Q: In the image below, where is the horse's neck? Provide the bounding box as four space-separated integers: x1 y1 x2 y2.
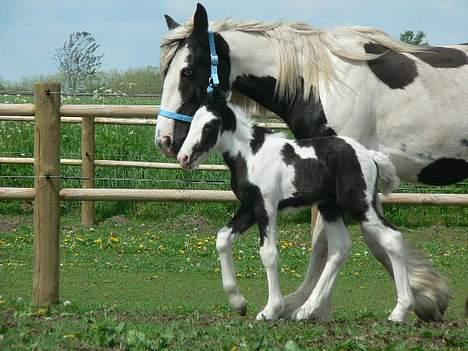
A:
222 31 279 82
223 31 337 139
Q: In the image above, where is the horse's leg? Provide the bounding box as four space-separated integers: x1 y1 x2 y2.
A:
363 199 450 321
359 209 414 322
293 216 351 320
256 207 284 320
216 206 256 316
280 214 331 320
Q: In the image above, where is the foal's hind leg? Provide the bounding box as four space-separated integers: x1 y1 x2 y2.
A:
217 206 256 315
293 216 351 320
360 210 414 322
280 214 331 320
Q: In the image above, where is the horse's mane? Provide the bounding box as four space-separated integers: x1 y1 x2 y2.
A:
161 19 419 114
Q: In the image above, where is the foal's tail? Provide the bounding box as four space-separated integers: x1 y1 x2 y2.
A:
370 151 400 195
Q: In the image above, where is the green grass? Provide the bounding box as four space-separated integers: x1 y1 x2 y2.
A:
0 213 467 350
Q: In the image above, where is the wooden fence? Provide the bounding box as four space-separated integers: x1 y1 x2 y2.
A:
1 82 467 306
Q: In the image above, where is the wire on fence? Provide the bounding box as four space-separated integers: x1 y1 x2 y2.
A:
0 174 230 185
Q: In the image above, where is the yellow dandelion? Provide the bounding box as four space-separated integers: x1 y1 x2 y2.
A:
63 334 77 339
110 235 119 243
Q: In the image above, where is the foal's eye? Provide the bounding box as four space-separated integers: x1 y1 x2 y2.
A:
182 68 193 77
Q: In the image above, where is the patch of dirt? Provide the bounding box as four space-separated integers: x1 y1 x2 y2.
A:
103 215 132 227
179 215 214 231
0 216 22 233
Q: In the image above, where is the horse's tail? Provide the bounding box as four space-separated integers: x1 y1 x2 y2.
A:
405 244 452 321
370 151 400 195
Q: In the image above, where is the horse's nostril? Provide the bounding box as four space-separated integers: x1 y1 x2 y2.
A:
182 155 189 164
161 136 172 149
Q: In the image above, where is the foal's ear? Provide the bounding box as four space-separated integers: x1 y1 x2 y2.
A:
164 15 180 30
193 3 209 39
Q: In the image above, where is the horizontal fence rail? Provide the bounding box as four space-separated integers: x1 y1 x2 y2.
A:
1 188 467 206
0 115 289 128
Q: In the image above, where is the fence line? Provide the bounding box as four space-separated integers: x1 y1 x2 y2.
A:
1 91 162 98
1 187 467 205
0 82 467 306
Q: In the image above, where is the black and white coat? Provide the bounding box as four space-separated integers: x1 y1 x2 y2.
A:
177 91 434 322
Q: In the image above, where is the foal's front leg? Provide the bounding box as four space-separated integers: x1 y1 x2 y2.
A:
216 206 256 316
256 206 284 320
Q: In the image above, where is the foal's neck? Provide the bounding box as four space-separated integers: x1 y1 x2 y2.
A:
219 109 272 165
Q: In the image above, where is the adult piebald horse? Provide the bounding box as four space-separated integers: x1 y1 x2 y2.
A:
156 4 466 321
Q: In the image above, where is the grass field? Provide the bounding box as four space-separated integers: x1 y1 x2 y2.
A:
0 213 467 350
0 95 467 349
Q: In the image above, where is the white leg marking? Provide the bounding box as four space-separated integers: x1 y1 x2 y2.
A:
280 214 332 320
360 212 415 322
216 226 247 315
293 217 351 320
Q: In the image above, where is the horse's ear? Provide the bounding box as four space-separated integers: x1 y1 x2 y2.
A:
164 15 180 30
193 3 208 38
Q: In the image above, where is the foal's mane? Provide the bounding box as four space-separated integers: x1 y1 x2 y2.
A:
161 19 418 114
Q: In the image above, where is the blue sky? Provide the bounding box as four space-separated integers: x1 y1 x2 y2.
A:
1 0 467 81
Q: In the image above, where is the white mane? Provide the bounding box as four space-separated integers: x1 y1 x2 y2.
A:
161 19 419 111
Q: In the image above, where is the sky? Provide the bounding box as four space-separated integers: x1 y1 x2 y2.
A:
1 0 467 81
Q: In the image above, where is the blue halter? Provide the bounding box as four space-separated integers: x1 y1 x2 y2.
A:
159 30 219 123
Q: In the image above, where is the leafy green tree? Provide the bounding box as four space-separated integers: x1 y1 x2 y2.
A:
400 30 428 46
54 31 104 94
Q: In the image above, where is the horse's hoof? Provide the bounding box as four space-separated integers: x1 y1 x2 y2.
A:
236 304 247 316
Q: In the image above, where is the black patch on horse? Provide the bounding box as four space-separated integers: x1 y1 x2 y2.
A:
279 139 369 222
228 206 256 235
250 126 273 154
461 138 468 147
364 43 418 89
417 158 468 185
279 143 341 221
232 75 336 139
223 152 269 245
300 138 370 222
412 47 468 68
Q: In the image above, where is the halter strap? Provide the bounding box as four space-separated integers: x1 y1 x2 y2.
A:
159 30 220 123
158 109 194 123
207 30 219 93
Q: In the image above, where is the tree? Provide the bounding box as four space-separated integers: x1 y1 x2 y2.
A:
400 30 428 46
54 31 104 94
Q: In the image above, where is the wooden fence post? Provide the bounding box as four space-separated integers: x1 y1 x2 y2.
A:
81 116 95 226
33 82 61 305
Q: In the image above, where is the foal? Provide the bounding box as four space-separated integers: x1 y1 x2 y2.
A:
177 91 413 322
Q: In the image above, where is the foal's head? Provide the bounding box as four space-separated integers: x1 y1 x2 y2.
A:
177 89 236 169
